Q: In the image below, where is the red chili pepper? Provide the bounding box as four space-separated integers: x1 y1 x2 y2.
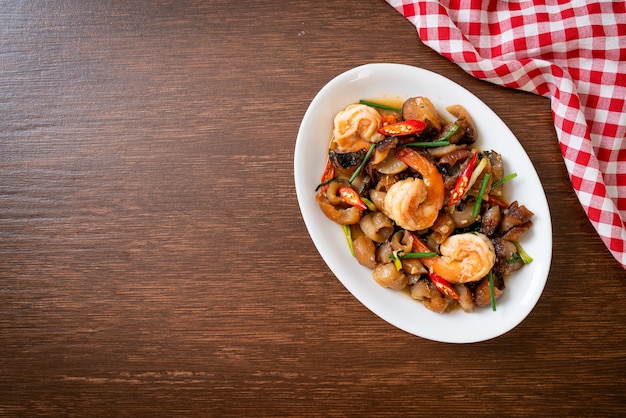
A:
429 272 460 300
448 151 478 206
319 158 335 192
338 186 367 210
408 233 459 300
378 119 426 137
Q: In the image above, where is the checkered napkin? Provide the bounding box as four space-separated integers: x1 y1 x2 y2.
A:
386 0 626 269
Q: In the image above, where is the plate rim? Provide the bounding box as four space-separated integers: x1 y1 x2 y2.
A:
294 63 552 343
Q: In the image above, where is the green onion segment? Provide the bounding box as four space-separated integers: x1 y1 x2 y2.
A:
358 99 402 113
343 225 354 256
472 173 490 218
406 141 450 148
491 172 518 189
315 177 335 192
390 251 437 259
513 241 533 264
349 143 376 184
437 123 460 142
389 250 438 271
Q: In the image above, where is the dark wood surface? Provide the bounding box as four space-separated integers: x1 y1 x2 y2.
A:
1 1 625 416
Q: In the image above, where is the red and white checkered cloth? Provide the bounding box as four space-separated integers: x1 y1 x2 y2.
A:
386 0 626 269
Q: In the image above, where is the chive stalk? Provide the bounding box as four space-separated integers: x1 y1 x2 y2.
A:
438 124 460 141
358 99 402 113
472 173 490 217
406 141 450 148
390 251 437 259
343 225 354 256
491 172 518 189
348 143 376 184
315 177 336 192
513 241 533 264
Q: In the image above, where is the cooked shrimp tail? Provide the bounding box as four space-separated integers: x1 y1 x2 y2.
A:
432 233 496 284
382 148 444 231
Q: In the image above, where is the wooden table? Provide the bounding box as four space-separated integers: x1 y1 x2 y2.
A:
1 1 624 416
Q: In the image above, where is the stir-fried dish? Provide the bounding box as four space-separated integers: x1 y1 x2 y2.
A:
315 97 534 313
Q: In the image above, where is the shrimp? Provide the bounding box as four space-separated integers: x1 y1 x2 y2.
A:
433 232 495 283
382 148 444 231
332 104 385 152
413 232 496 284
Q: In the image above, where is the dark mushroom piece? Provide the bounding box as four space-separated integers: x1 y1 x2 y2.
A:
474 275 504 308
438 148 473 166
499 201 534 234
402 96 442 138
492 238 525 277
480 205 501 237
329 149 366 169
445 104 478 144
483 151 504 197
501 221 533 242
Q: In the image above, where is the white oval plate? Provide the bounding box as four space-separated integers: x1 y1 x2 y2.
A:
294 63 552 343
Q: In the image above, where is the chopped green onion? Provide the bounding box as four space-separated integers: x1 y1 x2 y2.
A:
315 177 336 192
390 251 437 259
361 196 376 212
358 99 402 113
488 270 497 311
472 173 490 217
513 241 533 264
491 172 518 189
343 225 354 256
348 143 376 184
406 141 450 148
437 123 460 142
390 250 403 271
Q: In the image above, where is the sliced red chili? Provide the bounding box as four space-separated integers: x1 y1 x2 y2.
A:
448 151 478 206
378 119 426 137
338 186 367 210
429 272 460 300
318 158 335 192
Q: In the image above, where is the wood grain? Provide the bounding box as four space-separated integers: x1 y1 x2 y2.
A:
1 0 625 416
